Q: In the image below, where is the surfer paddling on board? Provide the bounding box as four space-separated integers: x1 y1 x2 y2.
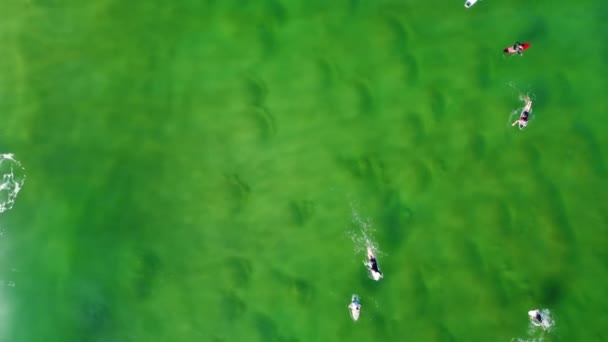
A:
365 246 383 281
512 95 532 130
528 309 553 330
348 295 361 321
513 42 524 55
504 42 531 55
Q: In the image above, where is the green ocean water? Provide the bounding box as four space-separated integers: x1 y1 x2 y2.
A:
1 0 607 341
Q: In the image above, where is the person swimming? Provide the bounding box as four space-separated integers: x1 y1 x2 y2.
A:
529 310 542 324
528 309 553 329
512 95 532 130
366 246 384 281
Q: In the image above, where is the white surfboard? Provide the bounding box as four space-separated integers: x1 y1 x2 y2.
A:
349 295 361 321
464 0 479 8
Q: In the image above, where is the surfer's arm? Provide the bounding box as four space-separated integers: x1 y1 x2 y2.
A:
512 120 519 126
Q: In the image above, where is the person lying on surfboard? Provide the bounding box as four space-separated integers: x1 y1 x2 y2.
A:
513 42 524 54
504 42 530 55
348 295 361 321
512 95 532 130
366 246 384 281
528 309 553 330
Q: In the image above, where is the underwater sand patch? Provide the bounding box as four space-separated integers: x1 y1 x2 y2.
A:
224 255 254 288
288 199 316 226
133 251 162 300
378 190 414 250
265 0 288 27
271 269 315 306
221 291 247 321
400 53 420 86
399 159 432 195
223 173 252 212
470 195 513 236
401 112 426 145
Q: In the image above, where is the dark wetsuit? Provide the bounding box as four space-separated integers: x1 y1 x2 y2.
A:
514 42 524 54
369 257 382 275
517 107 530 128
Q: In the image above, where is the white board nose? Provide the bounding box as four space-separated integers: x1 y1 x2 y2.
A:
464 0 478 8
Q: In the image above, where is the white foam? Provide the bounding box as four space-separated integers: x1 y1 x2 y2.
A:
0 154 26 214
511 338 545 342
513 308 555 342
348 203 378 253
348 203 386 279
531 309 555 331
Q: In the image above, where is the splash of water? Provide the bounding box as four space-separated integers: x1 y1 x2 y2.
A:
348 203 383 260
512 309 555 342
0 154 26 214
511 338 545 342
507 92 537 127
532 309 555 332
0 281 15 288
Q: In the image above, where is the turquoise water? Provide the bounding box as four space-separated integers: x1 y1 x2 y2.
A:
1 0 607 341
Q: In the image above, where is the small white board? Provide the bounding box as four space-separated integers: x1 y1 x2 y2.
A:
465 0 478 8
348 295 361 321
